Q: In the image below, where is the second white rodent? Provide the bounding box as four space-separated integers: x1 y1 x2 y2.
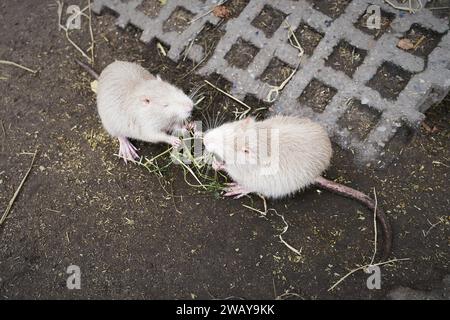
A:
203 116 392 259
79 60 194 162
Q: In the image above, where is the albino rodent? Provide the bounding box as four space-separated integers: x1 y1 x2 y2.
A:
203 116 392 259
76 60 194 162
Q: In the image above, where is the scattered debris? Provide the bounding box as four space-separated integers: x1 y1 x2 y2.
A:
328 188 410 291
90 79 98 93
385 0 424 14
422 216 447 237
204 80 253 119
56 0 96 64
157 42 167 56
0 150 38 227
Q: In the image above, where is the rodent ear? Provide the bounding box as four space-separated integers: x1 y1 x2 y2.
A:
156 74 162 81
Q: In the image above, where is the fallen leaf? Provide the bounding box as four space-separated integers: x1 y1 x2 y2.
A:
397 38 414 50
213 5 231 19
90 80 98 93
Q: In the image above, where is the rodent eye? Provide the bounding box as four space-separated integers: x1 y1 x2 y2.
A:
163 104 169 108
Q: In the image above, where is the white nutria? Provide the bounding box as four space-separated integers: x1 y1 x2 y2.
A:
76 60 194 162
203 115 392 259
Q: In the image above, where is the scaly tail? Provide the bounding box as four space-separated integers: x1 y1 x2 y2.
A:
75 59 99 80
314 176 392 261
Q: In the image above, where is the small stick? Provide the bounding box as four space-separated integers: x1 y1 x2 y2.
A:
56 2 93 63
413 35 426 51
384 0 423 13
204 80 253 117
369 188 378 265
266 65 298 102
285 21 304 57
157 42 167 56
274 209 302 256
0 150 38 226
0 60 37 74
87 0 95 64
422 217 445 237
328 258 411 291
189 0 229 24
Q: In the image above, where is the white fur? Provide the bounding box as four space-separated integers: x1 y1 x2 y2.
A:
204 116 332 199
96 61 193 144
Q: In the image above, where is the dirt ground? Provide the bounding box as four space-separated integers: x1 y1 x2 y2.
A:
0 0 448 299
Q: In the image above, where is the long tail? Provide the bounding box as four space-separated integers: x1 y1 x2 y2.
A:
314 176 392 260
75 59 99 79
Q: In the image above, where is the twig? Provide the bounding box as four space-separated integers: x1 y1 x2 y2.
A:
242 194 268 217
413 35 426 50
422 216 446 237
266 65 298 103
370 188 378 265
0 150 38 226
0 60 37 74
273 209 302 256
384 0 423 13
204 80 253 119
285 21 304 57
328 258 411 291
265 20 303 102
56 1 93 63
157 42 167 56
328 186 410 291
87 0 95 64
189 0 229 24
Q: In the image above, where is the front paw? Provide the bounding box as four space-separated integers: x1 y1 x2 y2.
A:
170 136 182 148
185 121 197 132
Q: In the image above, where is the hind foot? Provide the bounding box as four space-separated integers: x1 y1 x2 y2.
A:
118 137 139 163
223 183 249 199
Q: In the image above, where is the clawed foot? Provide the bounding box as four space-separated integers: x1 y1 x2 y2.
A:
223 183 250 199
212 158 225 171
185 121 197 132
118 137 139 163
170 136 182 149
186 121 203 138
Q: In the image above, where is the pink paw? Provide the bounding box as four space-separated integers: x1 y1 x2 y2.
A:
118 137 139 163
223 183 249 199
185 121 197 132
170 136 182 148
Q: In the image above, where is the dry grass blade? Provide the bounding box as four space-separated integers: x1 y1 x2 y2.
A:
328 187 410 291
0 150 38 226
56 1 94 63
384 0 423 13
328 258 411 292
0 60 38 74
204 80 253 119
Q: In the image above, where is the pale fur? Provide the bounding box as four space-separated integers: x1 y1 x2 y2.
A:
96 61 193 144
204 116 332 199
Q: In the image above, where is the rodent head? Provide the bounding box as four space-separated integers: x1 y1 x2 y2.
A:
134 75 194 120
203 117 258 164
